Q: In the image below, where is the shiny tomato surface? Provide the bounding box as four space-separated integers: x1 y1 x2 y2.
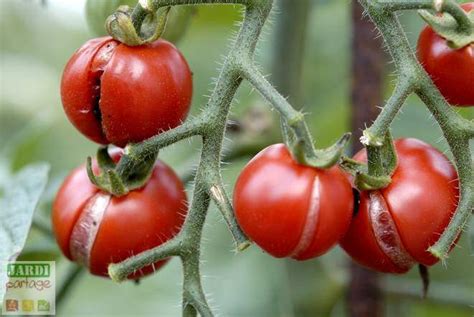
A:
61 37 193 146
340 138 459 273
52 156 187 278
233 144 354 260
417 3 474 106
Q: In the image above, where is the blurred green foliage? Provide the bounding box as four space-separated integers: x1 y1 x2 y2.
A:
0 0 472 316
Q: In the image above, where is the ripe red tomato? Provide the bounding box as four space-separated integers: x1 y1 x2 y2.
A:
52 154 187 278
61 37 193 147
340 138 459 273
417 3 474 106
233 144 354 260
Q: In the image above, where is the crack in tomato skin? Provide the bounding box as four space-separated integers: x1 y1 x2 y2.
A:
89 41 119 133
368 191 415 271
60 37 117 144
51 164 100 260
290 176 321 259
69 193 111 267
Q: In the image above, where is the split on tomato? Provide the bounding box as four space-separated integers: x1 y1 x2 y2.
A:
340 138 460 273
61 37 193 147
52 152 187 279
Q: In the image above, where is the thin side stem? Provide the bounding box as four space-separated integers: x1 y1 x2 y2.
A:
374 0 434 11
108 1 274 315
239 62 317 158
271 0 310 155
108 237 182 282
131 0 252 31
373 0 473 34
209 181 250 251
363 79 414 145
116 117 205 177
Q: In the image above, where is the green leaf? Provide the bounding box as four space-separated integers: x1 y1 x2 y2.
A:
0 163 49 301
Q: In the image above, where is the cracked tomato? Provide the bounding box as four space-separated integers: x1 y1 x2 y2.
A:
61 37 193 147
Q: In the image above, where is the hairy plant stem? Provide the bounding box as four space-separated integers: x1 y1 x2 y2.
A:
375 0 473 31
239 62 318 160
109 1 273 316
358 0 474 259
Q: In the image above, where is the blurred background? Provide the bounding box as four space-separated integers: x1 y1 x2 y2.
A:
0 0 473 316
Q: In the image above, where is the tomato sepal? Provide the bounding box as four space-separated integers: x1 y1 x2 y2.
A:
85 146 159 197
106 5 170 46
292 132 351 169
418 9 474 48
86 156 128 196
353 172 392 191
343 131 397 191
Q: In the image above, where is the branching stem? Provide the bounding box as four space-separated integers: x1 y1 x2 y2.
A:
239 62 318 160
108 1 273 316
359 0 474 259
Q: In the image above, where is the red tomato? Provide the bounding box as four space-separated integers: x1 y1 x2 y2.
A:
340 138 459 273
52 154 187 278
417 3 474 106
233 144 354 260
61 37 193 147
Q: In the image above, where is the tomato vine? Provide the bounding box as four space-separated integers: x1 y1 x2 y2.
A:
55 0 473 316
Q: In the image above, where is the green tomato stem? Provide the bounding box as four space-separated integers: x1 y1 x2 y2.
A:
108 1 273 316
209 181 250 251
440 0 473 35
371 0 473 35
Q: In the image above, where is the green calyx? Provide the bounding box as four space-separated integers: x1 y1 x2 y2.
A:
339 157 392 191
419 9 474 49
291 132 351 169
106 5 170 46
86 146 157 197
340 132 397 191
354 172 392 191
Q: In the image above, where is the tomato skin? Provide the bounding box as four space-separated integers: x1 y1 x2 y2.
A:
417 3 474 107
52 156 187 278
233 144 354 260
340 138 459 273
61 37 193 147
